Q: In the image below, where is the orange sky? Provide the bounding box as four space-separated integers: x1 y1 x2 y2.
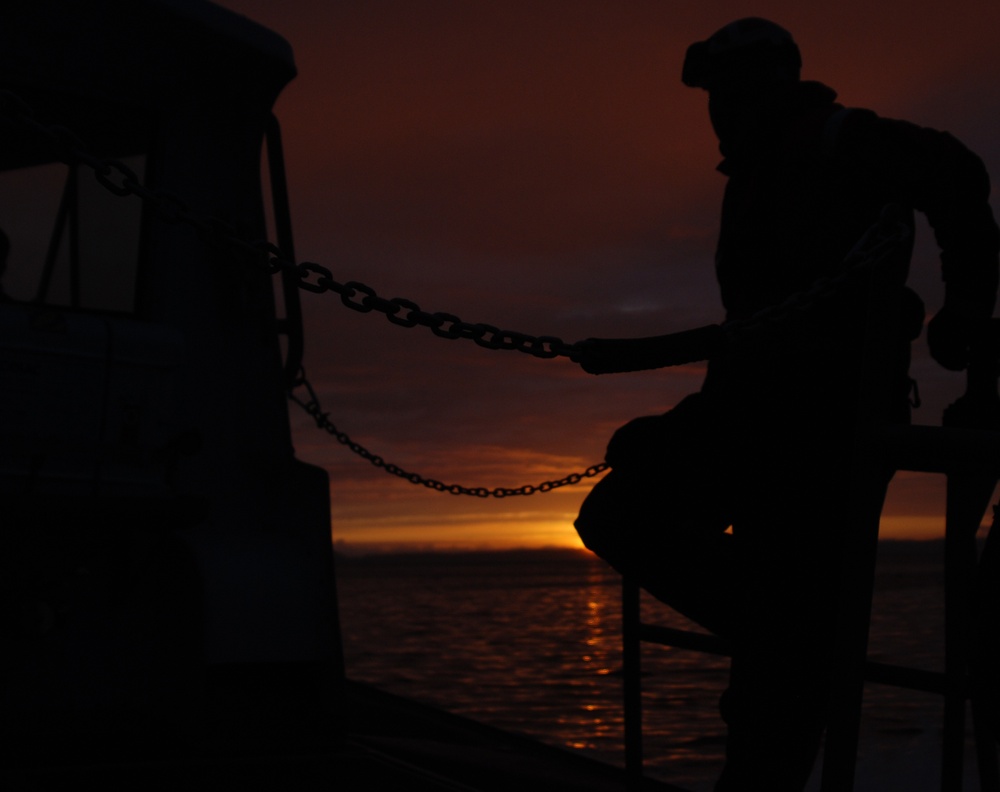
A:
217 0 1000 552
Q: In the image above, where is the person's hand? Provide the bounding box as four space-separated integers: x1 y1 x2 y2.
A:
571 338 616 375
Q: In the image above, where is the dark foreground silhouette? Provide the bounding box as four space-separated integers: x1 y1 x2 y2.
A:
574 18 1000 791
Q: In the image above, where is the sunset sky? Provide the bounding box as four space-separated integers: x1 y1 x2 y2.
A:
216 0 1000 552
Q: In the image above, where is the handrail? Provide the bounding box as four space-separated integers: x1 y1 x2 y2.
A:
265 112 305 390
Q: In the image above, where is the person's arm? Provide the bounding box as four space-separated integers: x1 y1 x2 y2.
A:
838 110 1000 369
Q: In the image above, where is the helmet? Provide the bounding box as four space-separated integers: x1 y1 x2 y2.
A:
682 18 801 90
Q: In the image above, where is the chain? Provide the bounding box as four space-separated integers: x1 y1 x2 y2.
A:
1 89 611 496
0 88 903 498
282 262 577 359
0 87 903 363
0 92 255 251
0 89 576 361
288 369 608 496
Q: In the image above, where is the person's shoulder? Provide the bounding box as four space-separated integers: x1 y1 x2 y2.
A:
829 105 880 135
828 104 940 161
837 105 974 160
788 82 875 157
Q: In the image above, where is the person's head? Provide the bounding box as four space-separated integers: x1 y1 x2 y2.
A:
682 18 801 148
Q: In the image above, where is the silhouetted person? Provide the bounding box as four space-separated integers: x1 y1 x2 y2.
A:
574 18 999 791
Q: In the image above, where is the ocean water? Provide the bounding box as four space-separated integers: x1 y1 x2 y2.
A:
333 542 986 791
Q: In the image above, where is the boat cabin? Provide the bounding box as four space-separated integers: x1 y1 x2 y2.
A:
0 0 341 756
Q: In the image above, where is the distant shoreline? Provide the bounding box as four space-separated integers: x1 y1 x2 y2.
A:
334 537 956 563
334 544 596 564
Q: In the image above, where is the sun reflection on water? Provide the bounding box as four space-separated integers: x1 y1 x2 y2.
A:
334 543 955 792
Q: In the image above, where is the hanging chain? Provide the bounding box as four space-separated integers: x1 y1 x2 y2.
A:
289 371 608 496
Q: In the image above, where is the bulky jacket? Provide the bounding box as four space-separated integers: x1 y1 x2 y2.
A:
705 80 999 424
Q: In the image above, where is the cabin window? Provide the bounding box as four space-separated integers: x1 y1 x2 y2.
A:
0 156 145 314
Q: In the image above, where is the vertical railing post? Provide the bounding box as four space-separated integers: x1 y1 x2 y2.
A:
941 318 1000 791
972 512 1000 791
941 473 990 791
622 577 643 790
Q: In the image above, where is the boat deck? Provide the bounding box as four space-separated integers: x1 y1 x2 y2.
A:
332 680 682 791
6 679 684 791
